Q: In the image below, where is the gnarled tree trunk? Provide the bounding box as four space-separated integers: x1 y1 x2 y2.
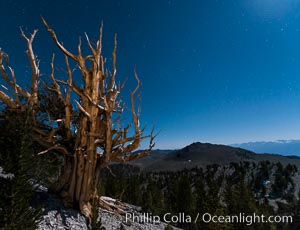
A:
0 18 155 221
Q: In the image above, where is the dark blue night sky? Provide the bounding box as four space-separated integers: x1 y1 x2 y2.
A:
1 0 300 149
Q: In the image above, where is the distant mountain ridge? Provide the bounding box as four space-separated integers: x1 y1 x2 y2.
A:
127 142 300 172
231 140 300 156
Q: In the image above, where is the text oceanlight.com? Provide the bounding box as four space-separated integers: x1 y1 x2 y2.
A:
125 212 293 225
200 213 293 225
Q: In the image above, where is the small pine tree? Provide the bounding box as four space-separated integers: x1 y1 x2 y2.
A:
90 202 105 230
119 224 125 230
164 224 173 230
0 109 41 229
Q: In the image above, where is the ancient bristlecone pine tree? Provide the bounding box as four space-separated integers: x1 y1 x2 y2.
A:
0 18 154 220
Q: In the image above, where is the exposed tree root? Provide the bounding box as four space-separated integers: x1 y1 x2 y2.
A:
98 196 141 214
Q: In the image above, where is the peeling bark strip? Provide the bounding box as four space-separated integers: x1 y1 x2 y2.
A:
0 17 155 221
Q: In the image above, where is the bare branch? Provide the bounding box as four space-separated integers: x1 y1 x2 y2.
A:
96 21 103 56
131 68 142 133
41 17 77 60
38 145 72 157
76 100 91 118
20 28 39 105
0 90 18 109
108 34 117 91
0 50 31 103
85 32 96 56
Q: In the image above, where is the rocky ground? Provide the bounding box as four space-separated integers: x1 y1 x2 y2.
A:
36 184 181 230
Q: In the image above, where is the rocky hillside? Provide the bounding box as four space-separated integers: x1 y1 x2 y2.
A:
127 142 300 171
